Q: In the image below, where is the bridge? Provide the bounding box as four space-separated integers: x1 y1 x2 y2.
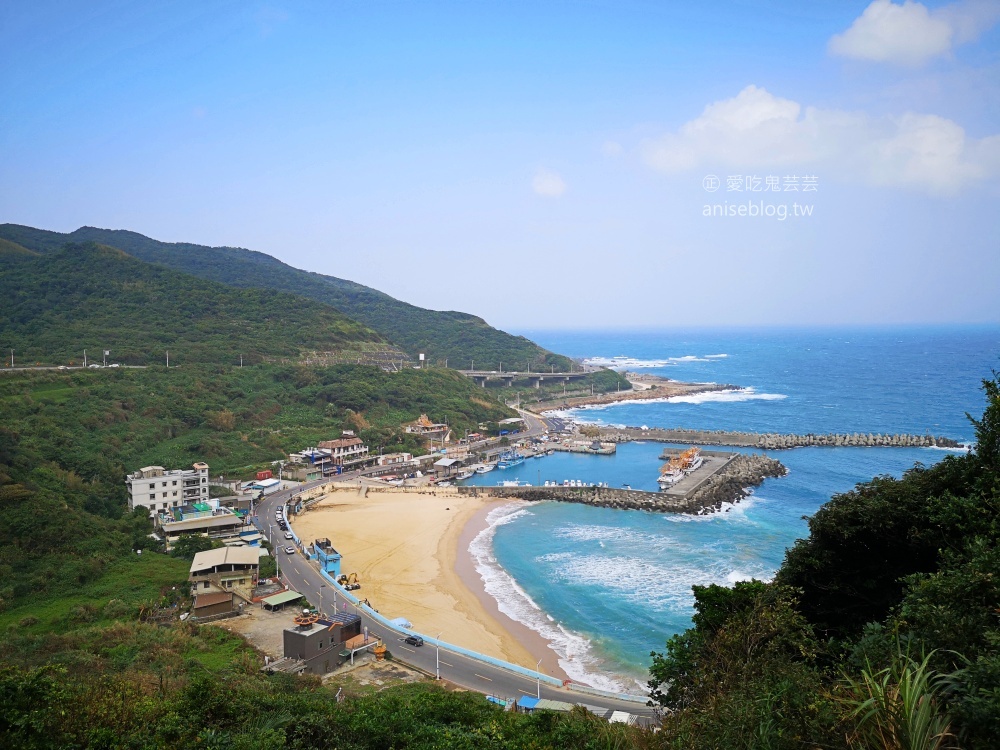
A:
456 369 591 388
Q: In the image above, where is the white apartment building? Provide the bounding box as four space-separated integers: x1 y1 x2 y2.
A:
127 462 210 515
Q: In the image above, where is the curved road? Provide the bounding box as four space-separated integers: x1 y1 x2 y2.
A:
252 480 659 726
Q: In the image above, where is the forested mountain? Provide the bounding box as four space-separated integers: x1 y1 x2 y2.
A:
0 242 390 365
0 223 572 371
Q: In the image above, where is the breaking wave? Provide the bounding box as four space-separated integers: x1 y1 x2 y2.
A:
469 503 634 692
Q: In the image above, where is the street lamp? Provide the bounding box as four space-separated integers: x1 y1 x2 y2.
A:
436 632 443 680
536 658 543 699
319 584 325 617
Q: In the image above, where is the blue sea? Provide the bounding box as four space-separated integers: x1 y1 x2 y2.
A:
463 327 1000 691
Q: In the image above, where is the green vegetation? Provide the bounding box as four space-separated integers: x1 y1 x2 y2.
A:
1 279 997 747
0 242 388 366
484 368 632 407
648 373 1000 749
0 223 573 371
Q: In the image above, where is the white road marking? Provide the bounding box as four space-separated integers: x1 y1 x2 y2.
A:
474 674 492 682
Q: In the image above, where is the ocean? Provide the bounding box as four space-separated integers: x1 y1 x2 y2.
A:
462 326 1000 692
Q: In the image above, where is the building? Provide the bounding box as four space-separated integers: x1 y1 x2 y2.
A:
157 502 252 550
375 452 414 467
287 447 334 480
191 592 236 619
189 547 260 601
318 436 369 466
433 457 460 476
312 538 342 578
283 612 363 675
405 414 450 442
126 463 209 516
245 477 282 495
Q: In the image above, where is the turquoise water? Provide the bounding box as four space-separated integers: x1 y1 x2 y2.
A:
465 327 1000 691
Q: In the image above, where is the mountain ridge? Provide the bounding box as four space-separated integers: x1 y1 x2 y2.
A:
0 223 572 371
0 241 395 365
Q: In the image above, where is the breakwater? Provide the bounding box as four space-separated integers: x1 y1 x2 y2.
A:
598 426 961 450
457 453 785 514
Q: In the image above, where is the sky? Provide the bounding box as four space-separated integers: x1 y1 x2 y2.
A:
1 0 999 330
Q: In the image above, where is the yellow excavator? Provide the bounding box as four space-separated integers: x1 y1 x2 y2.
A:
337 572 362 591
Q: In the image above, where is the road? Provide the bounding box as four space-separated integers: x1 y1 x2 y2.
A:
252 480 659 725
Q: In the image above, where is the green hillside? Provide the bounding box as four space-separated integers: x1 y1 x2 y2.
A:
0 242 391 366
0 237 37 256
0 223 573 371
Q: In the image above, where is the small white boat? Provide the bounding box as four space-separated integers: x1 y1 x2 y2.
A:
475 463 496 474
497 479 531 487
658 469 684 488
456 470 474 481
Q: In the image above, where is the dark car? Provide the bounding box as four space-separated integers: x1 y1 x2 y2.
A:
404 635 424 647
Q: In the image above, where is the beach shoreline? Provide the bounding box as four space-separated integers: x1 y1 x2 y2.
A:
457 501 572 683
291 484 565 679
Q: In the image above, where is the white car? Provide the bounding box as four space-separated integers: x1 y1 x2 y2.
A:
283 532 293 540
284 546 295 555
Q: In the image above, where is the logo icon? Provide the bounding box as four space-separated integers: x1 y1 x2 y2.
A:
702 174 720 192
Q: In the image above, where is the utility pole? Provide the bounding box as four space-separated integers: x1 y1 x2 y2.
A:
83 350 87 367
240 355 243 368
9 350 13 367
166 351 169 368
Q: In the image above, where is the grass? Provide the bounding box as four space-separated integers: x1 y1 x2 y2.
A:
0 553 189 634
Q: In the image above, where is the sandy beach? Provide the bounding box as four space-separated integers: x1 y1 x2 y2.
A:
291 482 567 678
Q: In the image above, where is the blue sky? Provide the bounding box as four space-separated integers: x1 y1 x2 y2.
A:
2 1 998 328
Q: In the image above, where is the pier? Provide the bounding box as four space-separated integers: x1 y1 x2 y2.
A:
457 451 785 514
598 426 961 450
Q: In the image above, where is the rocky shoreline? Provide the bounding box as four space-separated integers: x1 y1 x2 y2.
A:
598 426 961 450
682 453 787 513
533 380 739 412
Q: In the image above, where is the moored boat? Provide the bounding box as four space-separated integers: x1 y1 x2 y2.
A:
496 450 525 469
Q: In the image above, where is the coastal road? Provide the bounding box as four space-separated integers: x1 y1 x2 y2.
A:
252 483 659 726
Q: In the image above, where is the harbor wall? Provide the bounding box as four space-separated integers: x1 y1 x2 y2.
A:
598 427 961 450
457 453 786 514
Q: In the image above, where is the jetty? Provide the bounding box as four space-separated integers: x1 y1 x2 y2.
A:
597 426 961 450
458 452 785 514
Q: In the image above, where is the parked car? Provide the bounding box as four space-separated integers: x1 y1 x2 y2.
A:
284 546 295 554
404 635 424 647
283 532 293 540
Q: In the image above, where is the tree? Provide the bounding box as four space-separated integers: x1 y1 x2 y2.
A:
169 535 221 560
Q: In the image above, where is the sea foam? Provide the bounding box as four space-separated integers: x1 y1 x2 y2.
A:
469 503 634 692
583 353 731 369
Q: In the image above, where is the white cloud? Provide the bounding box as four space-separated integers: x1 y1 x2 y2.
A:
532 168 567 197
601 140 623 156
829 0 1000 66
640 85 1000 194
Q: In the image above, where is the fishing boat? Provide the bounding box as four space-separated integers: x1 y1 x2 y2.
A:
456 469 474 481
475 463 496 474
657 469 684 488
679 447 703 474
496 451 525 469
